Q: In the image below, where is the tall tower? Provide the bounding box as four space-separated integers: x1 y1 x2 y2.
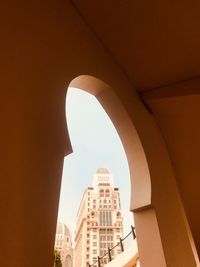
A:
74 168 123 267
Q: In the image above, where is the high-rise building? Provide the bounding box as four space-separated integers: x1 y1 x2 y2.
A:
74 168 123 267
54 222 73 267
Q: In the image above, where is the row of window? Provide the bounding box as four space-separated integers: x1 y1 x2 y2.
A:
87 221 98 227
88 198 116 203
87 207 119 213
87 228 121 233
100 242 114 248
55 241 63 246
99 236 113 241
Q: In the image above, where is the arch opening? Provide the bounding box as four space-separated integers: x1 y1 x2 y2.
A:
55 74 153 267
55 74 200 267
68 75 152 212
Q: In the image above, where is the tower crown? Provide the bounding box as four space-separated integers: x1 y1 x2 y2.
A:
92 168 114 187
96 168 110 174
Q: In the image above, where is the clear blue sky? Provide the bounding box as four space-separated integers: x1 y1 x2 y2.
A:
57 87 134 239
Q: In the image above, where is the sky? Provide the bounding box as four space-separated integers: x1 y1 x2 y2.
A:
57 87 134 239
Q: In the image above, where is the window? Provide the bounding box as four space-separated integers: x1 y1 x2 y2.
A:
116 212 121 218
99 211 112 226
93 249 97 254
107 236 111 241
100 236 106 241
105 189 110 197
93 235 97 239
93 242 97 246
100 189 104 197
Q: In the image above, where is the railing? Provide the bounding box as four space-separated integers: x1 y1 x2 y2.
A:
88 226 136 267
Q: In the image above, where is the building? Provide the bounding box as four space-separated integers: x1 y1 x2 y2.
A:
74 168 123 267
55 222 73 267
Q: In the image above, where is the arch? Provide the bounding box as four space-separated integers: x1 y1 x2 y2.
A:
64 254 72 267
69 75 152 210
64 74 198 266
116 212 121 219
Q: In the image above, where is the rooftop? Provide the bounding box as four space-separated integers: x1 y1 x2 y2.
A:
96 168 110 174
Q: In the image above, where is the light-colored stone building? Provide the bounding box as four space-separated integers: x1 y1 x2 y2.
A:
55 222 73 267
74 168 123 267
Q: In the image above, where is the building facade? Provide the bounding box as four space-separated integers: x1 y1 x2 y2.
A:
74 168 123 267
55 222 73 267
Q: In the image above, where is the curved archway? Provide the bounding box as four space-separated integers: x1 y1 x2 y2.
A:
69 75 152 211
64 254 72 267
62 74 199 267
